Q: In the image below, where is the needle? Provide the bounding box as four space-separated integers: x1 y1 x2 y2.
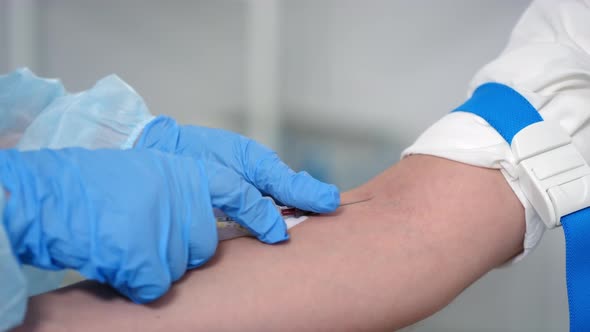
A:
280 196 374 217
338 196 373 207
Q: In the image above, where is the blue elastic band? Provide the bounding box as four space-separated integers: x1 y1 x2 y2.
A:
453 82 543 144
454 82 587 331
563 208 590 330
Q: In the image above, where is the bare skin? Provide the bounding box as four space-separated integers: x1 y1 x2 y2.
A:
14 155 525 331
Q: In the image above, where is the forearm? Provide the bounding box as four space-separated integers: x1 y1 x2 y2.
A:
16 155 524 331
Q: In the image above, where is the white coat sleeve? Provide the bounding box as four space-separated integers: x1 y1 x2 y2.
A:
0 188 28 331
402 0 590 262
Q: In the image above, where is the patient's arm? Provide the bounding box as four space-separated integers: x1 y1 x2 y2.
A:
16 155 524 332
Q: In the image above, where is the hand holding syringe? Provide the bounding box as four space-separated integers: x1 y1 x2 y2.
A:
216 197 372 240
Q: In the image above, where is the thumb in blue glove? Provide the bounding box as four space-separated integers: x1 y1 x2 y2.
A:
0 148 220 303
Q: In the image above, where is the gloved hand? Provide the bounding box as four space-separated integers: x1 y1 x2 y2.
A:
5 69 339 243
136 116 341 242
0 148 254 303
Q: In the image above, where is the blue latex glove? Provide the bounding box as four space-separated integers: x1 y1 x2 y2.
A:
136 116 341 242
0 148 221 303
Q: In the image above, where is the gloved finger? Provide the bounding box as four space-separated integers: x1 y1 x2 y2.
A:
241 140 340 213
95 217 176 304
179 158 219 269
122 158 218 302
107 254 172 304
69 209 174 304
207 163 289 244
165 188 217 271
119 217 217 301
186 192 218 269
119 271 171 304
122 286 168 304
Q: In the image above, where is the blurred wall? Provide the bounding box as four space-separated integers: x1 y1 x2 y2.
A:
0 3 6 71
2 1 571 331
37 0 248 132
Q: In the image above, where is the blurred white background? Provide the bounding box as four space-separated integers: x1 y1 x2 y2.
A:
1 1 570 331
